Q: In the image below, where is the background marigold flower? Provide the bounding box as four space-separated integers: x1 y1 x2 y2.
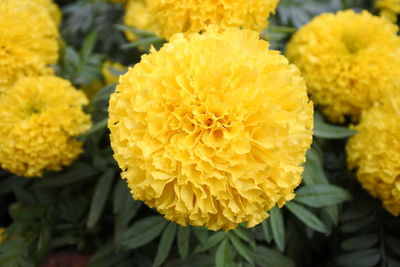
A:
0 76 92 178
102 60 126 85
0 228 5 244
0 0 59 95
32 0 62 26
347 91 400 216
375 0 400 22
145 0 279 39
108 27 313 230
123 0 153 41
286 10 400 123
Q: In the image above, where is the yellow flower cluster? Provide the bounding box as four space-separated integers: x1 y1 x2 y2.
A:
123 0 279 40
0 0 59 95
347 91 400 216
33 0 62 26
0 76 91 177
108 27 313 230
376 0 400 22
286 10 400 123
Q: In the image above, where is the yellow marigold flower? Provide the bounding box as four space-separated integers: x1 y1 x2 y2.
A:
108 27 313 230
0 0 59 95
146 0 279 39
123 0 153 41
347 91 400 216
32 0 62 26
0 76 91 177
102 60 126 85
286 10 400 123
376 0 400 22
0 228 5 243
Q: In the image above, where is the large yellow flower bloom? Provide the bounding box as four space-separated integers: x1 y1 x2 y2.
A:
347 91 400 216
376 0 400 22
0 0 59 95
286 10 400 123
0 76 91 177
146 0 279 39
123 0 153 41
33 0 62 26
108 27 313 230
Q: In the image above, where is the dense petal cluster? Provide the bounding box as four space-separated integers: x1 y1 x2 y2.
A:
376 0 400 22
286 10 400 123
347 91 400 216
0 0 59 95
108 27 313 230
0 76 92 177
123 0 153 41
33 0 62 26
146 0 279 39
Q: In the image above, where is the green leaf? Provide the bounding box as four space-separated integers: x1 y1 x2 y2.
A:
153 222 177 267
177 226 190 260
302 148 328 185
232 227 255 248
255 246 295 267
192 227 209 246
87 169 115 228
286 202 328 234
121 36 164 49
339 215 375 233
114 24 154 37
84 118 108 136
333 249 381 266
0 177 29 195
269 207 286 252
81 31 98 59
295 184 351 208
215 239 232 267
229 233 254 264
313 114 356 139
194 231 226 253
262 220 273 243
121 216 167 249
341 234 379 252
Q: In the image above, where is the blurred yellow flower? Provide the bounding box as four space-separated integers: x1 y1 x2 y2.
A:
0 0 59 95
146 0 279 39
347 91 400 216
33 0 62 26
123 0 153 41
108 27 313 230
102 61 126 85
376 0 400 22
0 228 5 243
286 10 400 123
0 76 91 177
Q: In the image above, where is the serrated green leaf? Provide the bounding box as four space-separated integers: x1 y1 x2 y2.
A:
121 36 164 49
215 239 232 267
295 184 351 208
194 231 226 253
314 114 356 139
262 219 273 243
153 222 177 267
121 216 167 249
286 202 328 234
87 169 115 228
341 234 379 251
255 246 295 267
232 227 255 249
192 227 208 246
81 31 98 59
229 233 254 264
269 207 286 252
177 226 190 260
333 249 381 266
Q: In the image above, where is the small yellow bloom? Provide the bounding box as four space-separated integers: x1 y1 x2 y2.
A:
108 27 313 230
0 76 92 177
102 61 126 85
0 228 6 243
146 0 279 39
375 0 400 22
286 10 400 123
0 0 59 95
123 0 153 41
347 90 400 216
